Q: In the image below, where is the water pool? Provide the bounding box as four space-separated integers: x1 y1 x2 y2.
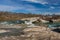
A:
45 22 60 29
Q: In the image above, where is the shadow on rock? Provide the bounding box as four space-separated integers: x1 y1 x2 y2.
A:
52 28 60 33
0 28 25 37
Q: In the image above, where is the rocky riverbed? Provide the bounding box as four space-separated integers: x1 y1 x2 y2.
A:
0 25 60 40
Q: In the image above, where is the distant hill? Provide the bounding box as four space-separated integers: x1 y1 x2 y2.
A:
0 12 60 21
0 12 42 21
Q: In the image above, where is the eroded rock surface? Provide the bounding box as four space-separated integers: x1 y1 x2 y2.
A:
23 26 60 40
0 26 60 40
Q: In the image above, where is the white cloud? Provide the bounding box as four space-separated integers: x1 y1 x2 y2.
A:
54 13 60 15
42 12 52 15
24 0 48 4
0 5 23 11
0 0 52 13
0 4 40 12
0 0 49 12
40 2 48 4
50 6 55 9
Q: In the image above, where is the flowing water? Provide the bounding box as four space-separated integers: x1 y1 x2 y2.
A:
0 20 25 25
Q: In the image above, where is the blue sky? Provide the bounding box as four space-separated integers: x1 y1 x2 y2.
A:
0 0 60 14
